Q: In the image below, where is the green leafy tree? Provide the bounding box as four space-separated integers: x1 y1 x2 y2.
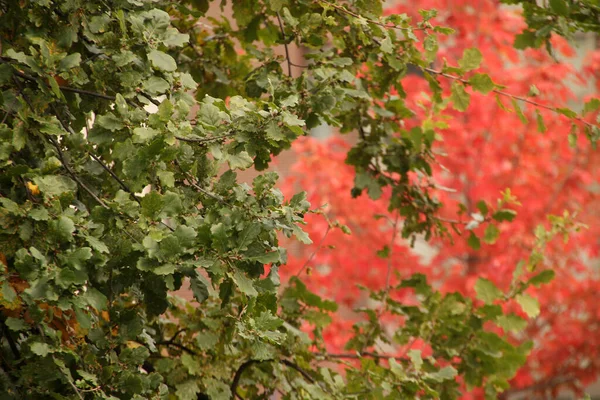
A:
0 1 593 399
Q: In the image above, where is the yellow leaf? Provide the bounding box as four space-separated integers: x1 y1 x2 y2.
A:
26 181 40 195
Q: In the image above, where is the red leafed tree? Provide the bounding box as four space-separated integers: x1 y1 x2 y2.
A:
280 0 600 398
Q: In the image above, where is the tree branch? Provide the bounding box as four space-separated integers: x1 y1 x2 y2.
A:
322 1 428 31
230 360 263 400
175 132 235 144
11 75 109 209
423 67 595 129
276 12 293 77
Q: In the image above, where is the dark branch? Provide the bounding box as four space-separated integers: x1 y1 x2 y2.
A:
175 132 235 144
89 153 140 204
276 12 293 77
280 360 315 384
230 360 264 400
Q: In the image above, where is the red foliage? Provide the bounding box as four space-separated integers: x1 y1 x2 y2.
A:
279 1 600 397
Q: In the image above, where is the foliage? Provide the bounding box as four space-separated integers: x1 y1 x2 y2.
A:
0 0 596 399
501 0 600 49
282 0 600 398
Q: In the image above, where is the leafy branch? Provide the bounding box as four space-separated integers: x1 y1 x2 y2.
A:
423 67 596 129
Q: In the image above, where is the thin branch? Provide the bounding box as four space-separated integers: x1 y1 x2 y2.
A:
174 159 226 203
89 153 140 203
380 213 400 310
313 351 407 361
276 12 293 77
294 223 331 277
175 132 235 144
0 317 21 360
230 360 263 400
12 75 109 209
501 374 575 398
322 1 428 31
1 58 117 102
423 67 595 129
56 85 116 101
156 341 199 356
47 107 109 209
280 360 315 384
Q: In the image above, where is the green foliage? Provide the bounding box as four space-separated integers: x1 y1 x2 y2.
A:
502 0 600 49
0 0 582 399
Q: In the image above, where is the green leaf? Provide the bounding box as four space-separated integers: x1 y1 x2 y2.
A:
583 98 600 114
1 281 17 303
143 76 170 94
33 175 77 197
427 366 458 382
527 270 555 287
30 342 51 357
467 231 480 250
458 48 482 71
469 73 494 94
516 293 540 318
190 273 210 303
496 313 527 332
556 107 577 118
29 207 50 221
5 317 28 331
380 35 393 54
492 209 517 222
292 225 312 244
450 81 470 112
250 251 280 264
141 191 164 219
511 98 528 124
96 112 124 131
148 50 177 71
176 380 201 400
474 278 503 304
133 127 161 143
549 0 569 16
227 151 254 170
85 236 109 254
53 216 75 242
408 349 423 372
59 53 81 70
231 271 258 297
84 288 108 311
483 224 500 244
514 30 537 50
198 103 222 126
536 110 547 133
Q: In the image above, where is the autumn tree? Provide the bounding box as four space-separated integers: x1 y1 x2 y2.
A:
0 0 597 399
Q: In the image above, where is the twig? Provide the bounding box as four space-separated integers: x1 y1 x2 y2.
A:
321 1 428 31
423 67 595 129
89 153 140 203
294 224 331 277
313 351 406 361
380 213 400 310
175 132 235 144
0 58 117 102
280 360 315 384
174 159 226 203
156 341 199 356
11 75 109 209
276 12 293 77
55 85 116 101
